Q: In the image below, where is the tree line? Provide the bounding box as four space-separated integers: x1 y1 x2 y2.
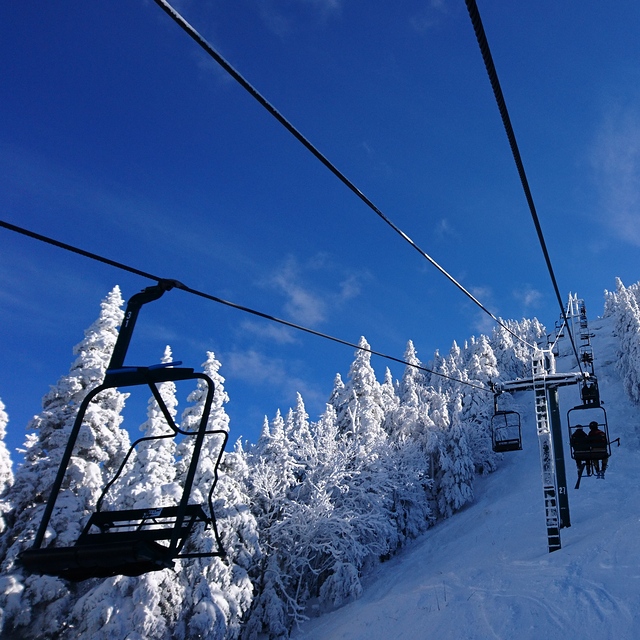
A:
0 284 554 639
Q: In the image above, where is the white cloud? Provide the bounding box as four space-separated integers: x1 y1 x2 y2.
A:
269 257 328 325
473 311 496 337
435 217 455 238
469 285 542 336
259 5 293 37
224 347 326 412
193 48 234 85
304 0 341 13
239 319 298 344
225 348 288 386
513 286 543 310
410 0 449 33
258 0 342 37
262 255 366 328
590 104 640 246
469 285 499 335
470 285 493 303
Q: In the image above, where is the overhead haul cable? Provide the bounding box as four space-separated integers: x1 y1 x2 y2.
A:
152 0 536 352
0 218 490 393
464 0 583 373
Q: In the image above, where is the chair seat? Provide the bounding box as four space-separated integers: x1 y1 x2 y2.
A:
574 448 609 461
494 438 521 452
19 538 175 581
18 504 210 581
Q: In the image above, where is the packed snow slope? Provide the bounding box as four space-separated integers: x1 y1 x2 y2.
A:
295 314 640 639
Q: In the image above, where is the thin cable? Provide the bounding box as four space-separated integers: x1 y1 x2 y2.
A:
0 218 490 393
464 0 583 374
152 0 535 352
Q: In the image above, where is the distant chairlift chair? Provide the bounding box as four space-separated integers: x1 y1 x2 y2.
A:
18 281 228 581
489 386 522 453
491 410 523 452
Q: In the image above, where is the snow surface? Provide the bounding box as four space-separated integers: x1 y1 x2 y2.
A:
295 315 640 639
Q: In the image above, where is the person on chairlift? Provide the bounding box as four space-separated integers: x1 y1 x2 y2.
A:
587 421 608 478
570 425 590 473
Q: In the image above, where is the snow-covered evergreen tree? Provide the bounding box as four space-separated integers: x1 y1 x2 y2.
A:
242 405 301 639
70 349 259 640
70 345 186 640
607 278 640 405
0 398 13 554
244 341 399 638
244 396 400 638
70 569 186 640
458 336 500 475
391 341 433 444
249 408 298 525
177 351 259 640
380 367 399 434
118 345 181 511
432 392 474 518
285 393 315 487
491 318 545 381
0 286 129 640
490 323 520 381
336 337 387 461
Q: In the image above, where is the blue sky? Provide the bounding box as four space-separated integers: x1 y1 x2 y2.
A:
2 0 640 457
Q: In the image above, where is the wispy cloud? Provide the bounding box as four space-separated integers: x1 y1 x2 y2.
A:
258 0 342 37
306 0 341 12
262 255 366 328
193 48 234 85
513 286 543 311
473 312 496 337
590 104 640 246
470 285 498 335
410 0 449 33
338 273 362 301
239 320 298 345
435 217 455 239
470 285 494 304
225 348 289 386
259 0 342 38
268 257 328 325
470 284 542 335
224 347 326 410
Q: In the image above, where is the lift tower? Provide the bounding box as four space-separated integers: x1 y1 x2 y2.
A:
496 348 584 552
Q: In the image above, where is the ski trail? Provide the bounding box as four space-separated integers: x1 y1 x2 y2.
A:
295 315 640 639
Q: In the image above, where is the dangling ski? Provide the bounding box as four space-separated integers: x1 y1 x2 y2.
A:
574 462 586 490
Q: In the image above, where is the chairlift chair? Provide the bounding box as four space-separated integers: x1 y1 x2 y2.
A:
580 377 600 405
579 346 594 371
567 408 610 461
491 410 522 452
567 383 616 487
18 282 228 581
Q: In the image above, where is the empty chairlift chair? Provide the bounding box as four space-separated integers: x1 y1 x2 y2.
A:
491 410 523 452
490 387 522 453
18 281 228 581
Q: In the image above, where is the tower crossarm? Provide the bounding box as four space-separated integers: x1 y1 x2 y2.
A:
497 371 585 395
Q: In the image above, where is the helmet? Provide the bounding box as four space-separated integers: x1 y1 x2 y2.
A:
589 421 599 429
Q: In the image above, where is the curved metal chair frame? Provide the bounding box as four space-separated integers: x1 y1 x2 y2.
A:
18 282 228 581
